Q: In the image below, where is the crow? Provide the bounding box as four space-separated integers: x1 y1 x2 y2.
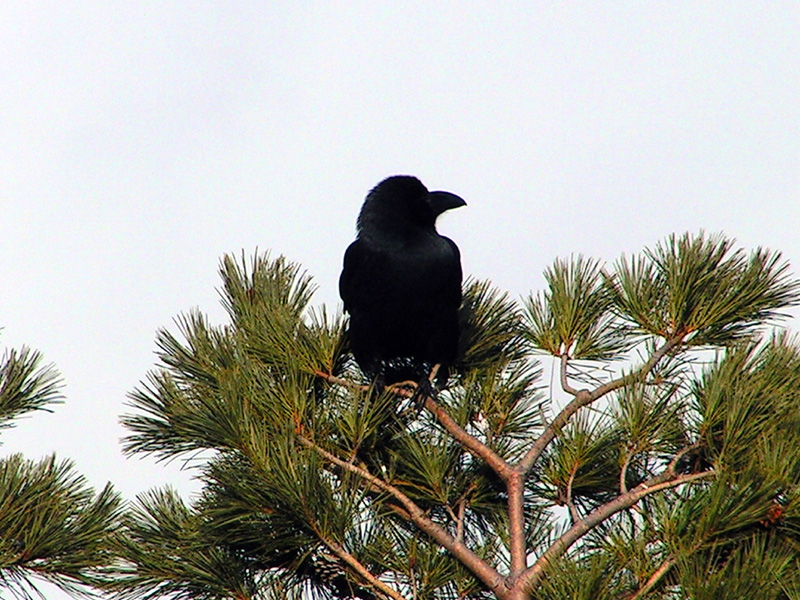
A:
339 175 466 387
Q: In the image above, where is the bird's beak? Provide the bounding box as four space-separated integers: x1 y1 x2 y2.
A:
429 190 467 216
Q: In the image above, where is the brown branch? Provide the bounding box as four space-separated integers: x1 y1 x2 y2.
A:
424 394 514 480
516 467 713 592
507 472 527 577
620 450 633 495
314 370 370 391
565 466 581 524
386 365 516 481
666 441 703 474
385 502 413 521
331 364 514 483
297 435 509 599
628 556 677 600
518 337 683 475
456 497 467 544
444 504 459 525
516 389 590 476
560 353 579 396
319 537 406 600
426 365 514 481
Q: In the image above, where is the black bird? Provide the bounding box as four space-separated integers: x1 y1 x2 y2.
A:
339 175 466 386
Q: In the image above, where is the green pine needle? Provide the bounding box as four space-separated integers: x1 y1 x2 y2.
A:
610 232 800 345
0 346 62 431
524 255 631 361
0 454 121 598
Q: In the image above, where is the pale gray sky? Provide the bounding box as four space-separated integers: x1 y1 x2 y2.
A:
2 3 799 597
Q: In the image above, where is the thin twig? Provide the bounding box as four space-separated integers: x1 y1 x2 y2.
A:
538 403 550 428
620 450 648 516
565 466 581 525
620 450 633 495
666 441 703 475
314 370 370 391
560 354 579 396
386 381 418 396
628 556 677 600
456 497 466 544
384 364 439 396
444 504 460 528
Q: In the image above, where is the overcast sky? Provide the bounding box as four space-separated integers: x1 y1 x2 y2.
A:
2 3 799 597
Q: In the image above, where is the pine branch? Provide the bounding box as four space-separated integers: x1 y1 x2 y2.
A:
359 366 516 482
455 498 467 544
518 336 682 475
620 451 633 495
507 473 527 578
314 370 370 392
296 435 509 599
565 467 581 524
559 354 579 396
423 393 514 481
317 366 515 485
317 537 405 600
416 372 529 583
524 256 630 360
317 367 519 486
0 454 121 598
628 555 676 600
610 233 800 345
518 466 713 592
0 346 62 429
109 486 257 600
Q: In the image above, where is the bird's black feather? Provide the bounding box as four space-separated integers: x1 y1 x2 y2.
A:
339 175 465 385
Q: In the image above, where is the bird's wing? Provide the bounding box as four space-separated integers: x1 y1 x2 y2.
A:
339 240 387 312
442 236 464 307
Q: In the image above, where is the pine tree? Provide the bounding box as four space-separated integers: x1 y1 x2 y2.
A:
114 233 800 600
0 342 122 599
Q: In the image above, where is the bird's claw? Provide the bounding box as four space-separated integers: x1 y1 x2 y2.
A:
409 376 438 414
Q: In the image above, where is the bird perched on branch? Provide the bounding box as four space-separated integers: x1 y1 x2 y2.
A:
339 175 466 387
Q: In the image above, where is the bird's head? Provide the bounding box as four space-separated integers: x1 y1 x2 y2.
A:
356 175 466 238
